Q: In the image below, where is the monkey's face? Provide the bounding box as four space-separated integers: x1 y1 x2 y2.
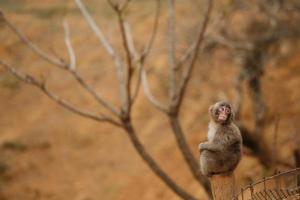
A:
210 102 233 124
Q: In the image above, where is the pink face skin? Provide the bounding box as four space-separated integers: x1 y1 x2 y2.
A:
217 105 231 122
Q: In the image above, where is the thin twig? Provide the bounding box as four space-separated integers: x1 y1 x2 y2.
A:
75 0 118 60
3 15 66 68
63 20 76 71
175 43 196 70
123 21 138 61
210 33 254 51
70 70 120 116
141 68 168 113
141 0 161 63
130 62 142 105
0 60 122 127
167 0 177 104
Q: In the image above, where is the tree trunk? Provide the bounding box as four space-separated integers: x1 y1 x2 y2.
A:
123 121 198 200
210 174 236 200
169 116 212 198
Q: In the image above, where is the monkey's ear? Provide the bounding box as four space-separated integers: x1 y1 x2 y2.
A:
230 111 235 120
209 105 214 114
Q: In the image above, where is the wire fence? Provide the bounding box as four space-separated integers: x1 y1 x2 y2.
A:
233 168 300 200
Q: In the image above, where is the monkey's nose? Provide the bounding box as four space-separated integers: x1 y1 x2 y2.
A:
218 113 227 121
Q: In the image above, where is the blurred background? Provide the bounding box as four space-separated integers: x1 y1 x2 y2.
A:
0 0 299 199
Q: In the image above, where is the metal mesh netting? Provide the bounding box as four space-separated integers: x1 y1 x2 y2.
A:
233 168 300 200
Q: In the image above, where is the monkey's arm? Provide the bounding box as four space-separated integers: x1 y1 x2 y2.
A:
227 137 242 153
199 142 222 152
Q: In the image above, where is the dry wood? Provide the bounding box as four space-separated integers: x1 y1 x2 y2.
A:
210 174 236 200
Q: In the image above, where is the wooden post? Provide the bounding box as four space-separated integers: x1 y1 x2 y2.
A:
210 174 236 200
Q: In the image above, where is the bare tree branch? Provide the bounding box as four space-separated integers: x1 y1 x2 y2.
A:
141 69 168 113
62 20 119 116
167 0 177 104
75 0 127 108
63 20 119 115
130 63 143 105
123 123 197 200
3 13 119 116
123 21 138 60
141 0 161 62
3 15 66 68
176 0 213 110
114 8 135 113
122 20 144 107
70 70 120 116
208 32 254 51
132 0 161 104
62 20 119 115
63 20 76 70
121 20 143 107
62 20 120 116
75 0 118 60
175 44 196 71
0 60 122 127
106 2 135 114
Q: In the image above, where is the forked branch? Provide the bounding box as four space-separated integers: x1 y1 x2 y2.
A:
115 6 134 113
62 20 120 116
176 0 213 110
75 0 127 108
0 60 122 127
132 0 161 103
2 13 119 116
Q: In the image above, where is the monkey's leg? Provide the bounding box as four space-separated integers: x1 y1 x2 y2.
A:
200 151 223 177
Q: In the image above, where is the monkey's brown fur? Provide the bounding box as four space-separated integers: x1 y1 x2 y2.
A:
199 101 242 177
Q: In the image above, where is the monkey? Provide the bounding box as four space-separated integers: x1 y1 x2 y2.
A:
199 101 242 177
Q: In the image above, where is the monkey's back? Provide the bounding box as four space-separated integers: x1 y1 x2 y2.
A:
214 123 242 148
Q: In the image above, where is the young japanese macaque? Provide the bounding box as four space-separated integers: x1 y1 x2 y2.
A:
199 101 242 177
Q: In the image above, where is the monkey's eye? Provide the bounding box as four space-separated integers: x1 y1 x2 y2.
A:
225 107 230 114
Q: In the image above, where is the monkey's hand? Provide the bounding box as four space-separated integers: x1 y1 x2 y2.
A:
199 142 222 153
198 142 207 152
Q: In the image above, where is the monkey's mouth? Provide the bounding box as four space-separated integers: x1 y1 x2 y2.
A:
218 113 228 121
